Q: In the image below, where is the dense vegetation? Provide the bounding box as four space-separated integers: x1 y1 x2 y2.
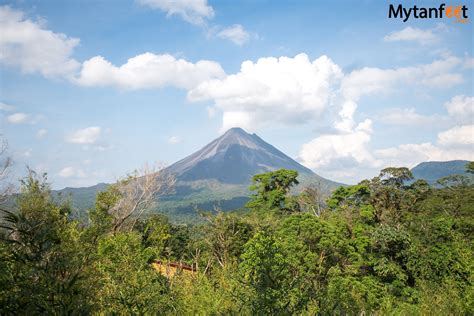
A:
1 165 473 314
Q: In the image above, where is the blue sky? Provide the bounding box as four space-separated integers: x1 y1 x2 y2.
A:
0 0 473 189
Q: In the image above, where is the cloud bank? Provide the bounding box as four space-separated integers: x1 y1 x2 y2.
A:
0 6 80 77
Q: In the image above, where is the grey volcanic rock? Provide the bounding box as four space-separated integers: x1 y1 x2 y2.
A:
165 127 314 184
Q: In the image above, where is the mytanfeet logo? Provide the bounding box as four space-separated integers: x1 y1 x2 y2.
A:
389 3 469 23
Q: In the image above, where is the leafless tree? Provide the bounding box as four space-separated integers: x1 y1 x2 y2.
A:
299 181 324 216
110 163 176 233
0 138 13 204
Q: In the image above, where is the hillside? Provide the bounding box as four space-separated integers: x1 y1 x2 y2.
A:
411 160 472 184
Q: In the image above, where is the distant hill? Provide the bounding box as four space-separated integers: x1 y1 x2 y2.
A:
55 128 343 222
53 183 108 210
411 160 472 184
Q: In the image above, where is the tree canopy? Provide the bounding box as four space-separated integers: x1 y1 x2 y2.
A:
1 163 473 314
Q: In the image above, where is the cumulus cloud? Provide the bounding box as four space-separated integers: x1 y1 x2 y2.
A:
216 24 250 45
67 127 101 144
188 53 465 133
335 55 464 132
384 26 440 45
58 166 86 178
0 102 15 111
7 112 28 124
36 128 47 138
137 0 214 25
76 53 225 90
444 95 473 117
371 123 473 175
188 53 343 131
341 55 463 102
299 119 376 169
465 57 474 69
58 167 75 178
375 142 474 169
437 125 473 146
378 108 443 125
294 53 467 182
168 136 182 144
0 6 80 77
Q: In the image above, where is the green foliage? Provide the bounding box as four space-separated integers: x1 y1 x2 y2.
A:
94 232 172 314
0 170 96 314
239 230 294 314
467 161 474 174
1 167 472 314
246 169 299 213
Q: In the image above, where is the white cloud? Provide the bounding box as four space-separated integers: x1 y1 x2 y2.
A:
168 136 182 144
465 57 474 69
93 144 112 152
188 53 464 133
372 123 473 173
67 127 101 144
444 95 473 117
336 60 451 131
58 167 75 178
375 142 474 169
293 53 467 183
36 128 47 138
206 106 217 118
437 125 474 146
58 166 87 179
299 119 376 170
341 55 463 103
336 55 464 133
137 0 214 25
217 24 250 45
76 53 225 90
7 112 28 124
188 53 343 131
0 6 80 77
0 102 15 111
384 26 440 45
378 108 442 125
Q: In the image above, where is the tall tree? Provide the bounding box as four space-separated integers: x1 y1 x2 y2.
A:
246 169 299 213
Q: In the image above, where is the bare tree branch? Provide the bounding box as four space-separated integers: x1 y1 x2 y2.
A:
299 181 323 216
110 163 176 233
0 137 13 204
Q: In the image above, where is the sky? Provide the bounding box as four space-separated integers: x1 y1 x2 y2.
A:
0 0 473 189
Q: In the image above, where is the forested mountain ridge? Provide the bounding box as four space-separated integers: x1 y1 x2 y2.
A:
411 160 472 184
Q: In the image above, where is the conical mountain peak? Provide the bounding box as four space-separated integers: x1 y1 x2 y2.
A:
213 127 262 150
165 127 314 184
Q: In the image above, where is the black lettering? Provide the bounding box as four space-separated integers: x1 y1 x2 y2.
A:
402 7 412 22
429 7 438 18
462 5 469 18
419 7 428 18
389 4 403 19
413 5 419 18
439 4 446 18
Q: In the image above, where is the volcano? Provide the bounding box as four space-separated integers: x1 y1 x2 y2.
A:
165 127 315 184
56 127 343 222
153 128 343 220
